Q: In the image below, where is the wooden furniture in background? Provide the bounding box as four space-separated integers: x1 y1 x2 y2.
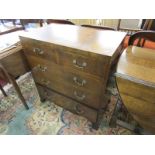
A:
0 19 24 35
129 30 155 47
81 25 115 30
20 24 126 129
115 31 155 134
20 19 43 29
0 32 30 109
0 19 17 25
0 32 30 78
119 19 154 48
0 43 30 78
46 19 75 25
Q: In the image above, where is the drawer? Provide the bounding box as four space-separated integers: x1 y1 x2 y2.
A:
37 79 101 109
20 37 59 64
27 56 102 109
0 49 29 78
37 84 97 123
20 37 109 77
57 46 109 77
27 55 103 93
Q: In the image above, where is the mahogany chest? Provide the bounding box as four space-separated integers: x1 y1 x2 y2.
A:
20 24 126 128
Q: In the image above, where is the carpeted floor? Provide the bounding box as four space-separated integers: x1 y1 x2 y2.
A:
0 73 133 135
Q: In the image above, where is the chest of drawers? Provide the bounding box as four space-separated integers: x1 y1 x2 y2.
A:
20 24 126 129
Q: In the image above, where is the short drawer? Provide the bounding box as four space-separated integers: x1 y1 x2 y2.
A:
37 84 98 123
20 37 58 64
20 37 109 77
56 45 109 77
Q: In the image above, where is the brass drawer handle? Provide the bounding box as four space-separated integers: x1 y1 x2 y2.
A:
74 91 85 101
41 79 50 85
33 48 44 55
73 77 86 86
73 59 87 69
33 64 47 72
74 104 84 114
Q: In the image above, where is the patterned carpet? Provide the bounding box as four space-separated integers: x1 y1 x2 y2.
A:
0 73 132 135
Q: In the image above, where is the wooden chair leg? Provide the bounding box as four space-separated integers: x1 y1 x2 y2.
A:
10 76 29 110
0 84 7 97
0 63 29 109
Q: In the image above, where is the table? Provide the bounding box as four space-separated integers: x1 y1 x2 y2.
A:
116 45 155 134
0 31 30 78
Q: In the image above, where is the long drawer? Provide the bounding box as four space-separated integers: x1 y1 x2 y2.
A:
27 55 102 91
20 37 109 77
26 55 102 109
36 84 98 123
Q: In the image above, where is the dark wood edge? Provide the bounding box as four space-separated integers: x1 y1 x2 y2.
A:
115 72 155 88
47 19 75 25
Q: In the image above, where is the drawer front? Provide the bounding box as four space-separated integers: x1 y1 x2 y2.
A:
27 55 102 92
21 37 109 77
25 55 102 109
57 46 109 77
20 37 58 64
37 84 97 123
1 49 29 78
37 79 101 109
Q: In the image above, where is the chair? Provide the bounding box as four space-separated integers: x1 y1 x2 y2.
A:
0 63 29 110
81 24 115 30
46 19 75 25
117 19 154 48
128 30 155 47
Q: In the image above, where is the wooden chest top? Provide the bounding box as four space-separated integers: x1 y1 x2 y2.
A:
116 46 155 86
19 24 126 57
